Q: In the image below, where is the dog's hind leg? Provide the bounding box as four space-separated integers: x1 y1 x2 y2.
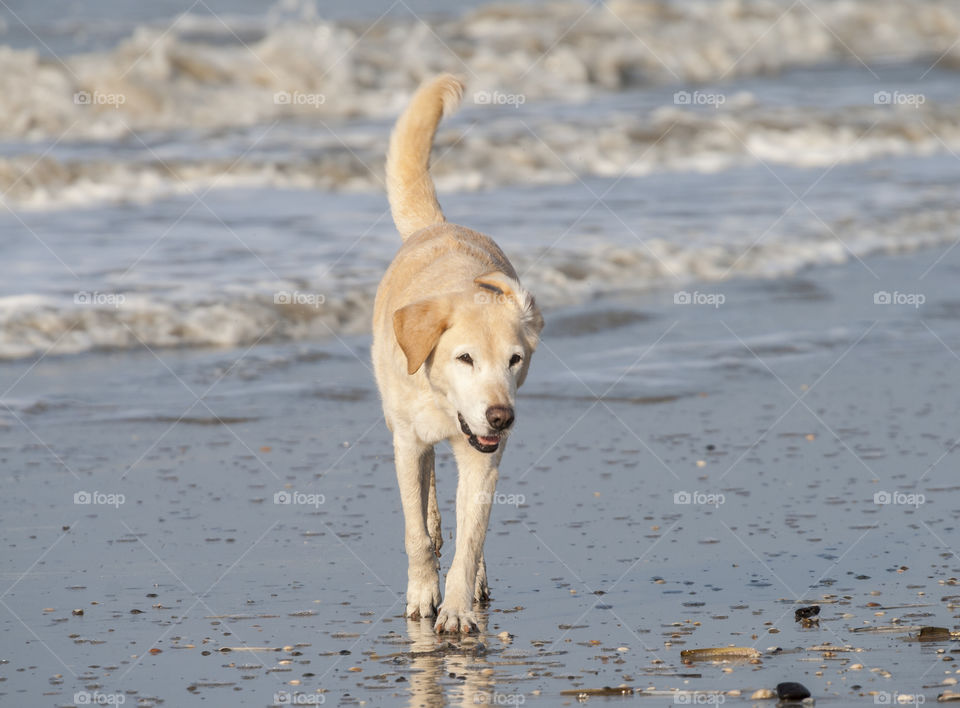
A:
474 552 489 603
426 453 442 558
395 434 442 619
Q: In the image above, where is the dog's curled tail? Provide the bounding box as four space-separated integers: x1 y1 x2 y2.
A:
386 74 464 240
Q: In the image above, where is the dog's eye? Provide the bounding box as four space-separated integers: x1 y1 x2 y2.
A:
509 354 522 367
457 353 474 365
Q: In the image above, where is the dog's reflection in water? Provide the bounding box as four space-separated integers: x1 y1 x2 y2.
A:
404 614 501 708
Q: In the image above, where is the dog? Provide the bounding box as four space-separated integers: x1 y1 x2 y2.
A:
372 75 543 633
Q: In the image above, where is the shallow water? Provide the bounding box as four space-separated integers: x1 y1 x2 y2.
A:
3 246 960 705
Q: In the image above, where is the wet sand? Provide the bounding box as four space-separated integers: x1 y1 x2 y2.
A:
2 246 960 706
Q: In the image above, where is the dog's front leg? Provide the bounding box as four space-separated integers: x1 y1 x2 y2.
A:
435 438 501 633
395 433 442 619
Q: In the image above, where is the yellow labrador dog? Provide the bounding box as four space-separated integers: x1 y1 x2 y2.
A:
372 75 543 633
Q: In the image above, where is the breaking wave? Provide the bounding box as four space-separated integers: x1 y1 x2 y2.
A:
0 0 957 140
2 100 958 210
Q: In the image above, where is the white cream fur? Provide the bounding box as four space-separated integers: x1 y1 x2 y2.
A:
372 75 543 633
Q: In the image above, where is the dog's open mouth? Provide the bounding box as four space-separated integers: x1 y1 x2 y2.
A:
457 413 500 453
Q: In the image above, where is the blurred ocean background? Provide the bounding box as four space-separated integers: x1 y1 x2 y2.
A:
0 0 958 358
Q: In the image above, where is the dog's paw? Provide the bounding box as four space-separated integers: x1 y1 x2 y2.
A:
405 579 441 620
434 604 479 633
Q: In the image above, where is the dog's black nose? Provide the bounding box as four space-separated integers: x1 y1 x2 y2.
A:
486 405 514 430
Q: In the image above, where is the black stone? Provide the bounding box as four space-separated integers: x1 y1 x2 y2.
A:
776 682 811 700
794 605 820 621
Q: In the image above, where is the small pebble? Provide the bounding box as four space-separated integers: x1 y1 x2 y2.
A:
751 688 776 699
795 605 820 622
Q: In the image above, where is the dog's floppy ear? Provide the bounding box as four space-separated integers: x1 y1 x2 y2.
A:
393 298 451 375
521 294 544 352
516 296 543 387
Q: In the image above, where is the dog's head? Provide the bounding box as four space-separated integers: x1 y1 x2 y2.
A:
393 271 543 453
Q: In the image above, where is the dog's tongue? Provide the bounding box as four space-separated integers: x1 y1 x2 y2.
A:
477 435 500 446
